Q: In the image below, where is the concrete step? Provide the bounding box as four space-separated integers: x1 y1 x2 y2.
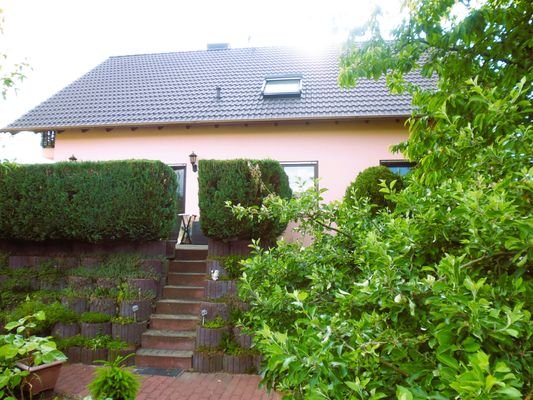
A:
156 299 202 315
141 329 196 351
150 313 199 331
136 348 193 369
163 285 205 300
169 260 206 274
167 272 206 286
174 245 208 260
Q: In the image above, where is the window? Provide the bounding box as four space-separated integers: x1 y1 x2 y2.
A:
281 162 318 193
380 160 416 176
170 165 187 214
262 76 302 97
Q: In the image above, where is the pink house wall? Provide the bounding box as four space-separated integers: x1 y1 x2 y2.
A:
54 119 408 216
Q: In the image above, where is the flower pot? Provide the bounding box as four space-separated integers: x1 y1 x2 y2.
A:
52 322 80 339
206 280 237 299
193 350 223 372
222 353 255 374
61 296 88 314
89 298 117 316
196 325 229 348
112 321 147 345
199 301 229 321
16 359 66 395
119 299 152 321
81 322 112 338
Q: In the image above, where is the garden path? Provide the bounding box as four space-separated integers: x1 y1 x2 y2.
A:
55 363 281 400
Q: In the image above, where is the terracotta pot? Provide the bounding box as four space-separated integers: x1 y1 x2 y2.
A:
52 322 80 338
16 359 66 395
222 354 256 374
193 350 223 372
112 321 147 345
196 325 229 348
80 322 112 338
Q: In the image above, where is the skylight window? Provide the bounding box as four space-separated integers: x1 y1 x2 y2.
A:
262 77 302 97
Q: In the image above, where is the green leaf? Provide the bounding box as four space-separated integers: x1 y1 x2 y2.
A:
396 385 413 400
0 344 19 359
462 337 480 353
437 353 460 371
495 387 522 399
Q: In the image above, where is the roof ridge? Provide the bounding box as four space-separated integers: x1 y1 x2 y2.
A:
107 44 342 60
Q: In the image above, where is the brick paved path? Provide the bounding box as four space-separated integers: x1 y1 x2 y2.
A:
55 363 281 400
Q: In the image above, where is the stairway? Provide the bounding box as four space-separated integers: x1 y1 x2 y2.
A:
136 244 207 369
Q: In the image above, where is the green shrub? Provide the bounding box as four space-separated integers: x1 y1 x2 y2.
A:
80 312 112 324
198 159 291 241
0 160 177 242
344 165 404 211
88 355 140 400
4 300 78 334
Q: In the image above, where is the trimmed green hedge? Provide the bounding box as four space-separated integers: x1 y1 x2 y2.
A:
198 159 292 241
0 160 177 242
344 165 404 211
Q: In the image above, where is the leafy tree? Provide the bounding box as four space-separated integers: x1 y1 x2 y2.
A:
232 0 531 398
0 7 27 100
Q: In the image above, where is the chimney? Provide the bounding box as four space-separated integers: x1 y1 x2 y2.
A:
207 43 230 51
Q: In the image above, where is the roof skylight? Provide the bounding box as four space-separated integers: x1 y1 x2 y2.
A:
262 77 302 97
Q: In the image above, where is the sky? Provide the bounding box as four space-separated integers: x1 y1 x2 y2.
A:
0 0 404 163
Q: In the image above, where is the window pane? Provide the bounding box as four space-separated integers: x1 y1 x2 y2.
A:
263 79 301 96
282 163 317 192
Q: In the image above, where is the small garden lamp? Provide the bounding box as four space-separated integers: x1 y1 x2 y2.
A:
189 151 198 172
132 304 139 322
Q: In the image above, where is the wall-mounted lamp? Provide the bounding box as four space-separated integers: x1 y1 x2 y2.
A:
189 151 198 172
68 154 77 162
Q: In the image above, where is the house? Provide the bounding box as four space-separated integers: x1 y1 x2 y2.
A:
5 44 430 223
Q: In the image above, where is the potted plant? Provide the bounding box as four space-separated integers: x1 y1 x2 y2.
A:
87 354 140 400
111 316 147 346
221 335 258 374
117 283 154 322
192 346 224 372
61 286 89 314
89 287 118 316
0 312 67 398
67 267 96 290
51 306 80 339
195 316 229 348
80 312 112 338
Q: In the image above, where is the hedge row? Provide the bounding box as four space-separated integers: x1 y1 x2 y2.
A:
0 160 177 242
198 159 292 241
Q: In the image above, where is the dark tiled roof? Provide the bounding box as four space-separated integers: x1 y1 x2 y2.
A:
7 46 433 131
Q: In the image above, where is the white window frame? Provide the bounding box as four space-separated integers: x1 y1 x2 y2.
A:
262 76 302 97
281 161 318 193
